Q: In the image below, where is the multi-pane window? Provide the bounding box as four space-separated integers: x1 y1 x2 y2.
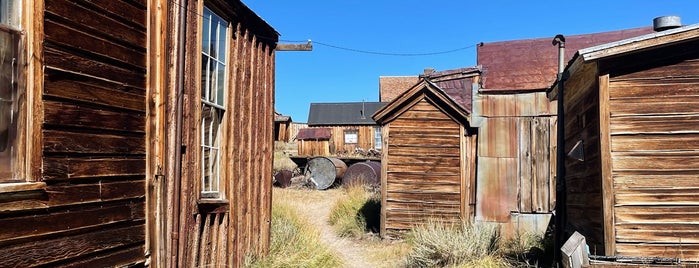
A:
374 127 382 149
200 7 228 198
0 0 20 181
344 130 358 144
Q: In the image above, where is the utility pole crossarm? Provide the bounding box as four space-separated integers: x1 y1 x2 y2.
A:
276 40 313 51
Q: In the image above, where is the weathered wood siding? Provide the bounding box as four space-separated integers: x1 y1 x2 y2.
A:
382 99 469 238
603 47 699 259
308 125 378 155
560 62 606 252
172 1 277 266
298 139 330 156
0 0 148 266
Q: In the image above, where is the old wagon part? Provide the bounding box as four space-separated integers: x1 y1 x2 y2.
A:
305 157 347 190
342 161 380 187
274 170 294 188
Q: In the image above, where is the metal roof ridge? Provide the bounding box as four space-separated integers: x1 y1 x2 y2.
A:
578 23 699 58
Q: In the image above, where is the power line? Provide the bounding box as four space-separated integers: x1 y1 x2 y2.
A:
169 0 476 57
281 39 476 56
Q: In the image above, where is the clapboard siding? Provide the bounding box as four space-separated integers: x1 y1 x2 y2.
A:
306 125 378 156
607 56 699 259
558 35 699 260
382 99 465 237
0 0 147 267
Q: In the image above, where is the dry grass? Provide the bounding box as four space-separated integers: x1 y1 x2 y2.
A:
245 191 342 268
273 151 297 173
405 219 505 267
328 185 381 238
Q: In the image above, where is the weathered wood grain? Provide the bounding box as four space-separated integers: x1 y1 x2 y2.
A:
0 201 144 242
43 157 145 181
45 0 146 47
43 101 145 133
44 46 146 87
0 224 145 267
43 130 145 155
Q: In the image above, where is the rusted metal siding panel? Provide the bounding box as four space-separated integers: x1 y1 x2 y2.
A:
476 157 517 222
478 118 517 158
383 99 465 238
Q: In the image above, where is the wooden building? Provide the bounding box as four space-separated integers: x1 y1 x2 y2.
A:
301 102 386 157
373 75 479 238
274 111 292 142
473 27 653 236
548 23 699 260
296 127 332 156
375 28 655 238
0 0 278 267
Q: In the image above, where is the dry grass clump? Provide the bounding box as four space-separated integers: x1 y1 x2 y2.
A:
405 219 506 268
246 201 342 268
273 151 297 173
328 185 381 238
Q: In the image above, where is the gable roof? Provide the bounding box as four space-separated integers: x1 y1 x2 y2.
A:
477 27 654 92
307 102 387 126
549 23 699 99
422 67 480 113
373 79 470 126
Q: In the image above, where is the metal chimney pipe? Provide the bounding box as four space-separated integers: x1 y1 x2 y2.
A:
552 34 567 266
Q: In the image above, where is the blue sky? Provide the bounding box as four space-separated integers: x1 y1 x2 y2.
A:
246 1 699 123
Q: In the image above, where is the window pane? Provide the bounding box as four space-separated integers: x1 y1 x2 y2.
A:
202 8 210 55
217 21 226 64
0 29 17 180
216 62 225 106
0 0 18 27
201 54 209 99
374 127 382 149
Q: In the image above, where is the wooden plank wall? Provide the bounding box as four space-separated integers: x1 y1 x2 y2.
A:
560 62 606 252
605 52 699 259
382 99 465 238
0 0 148 266
298 139 330 156
287 122 307 142
175 10 276 266
309 125 377 155
473 92 556 223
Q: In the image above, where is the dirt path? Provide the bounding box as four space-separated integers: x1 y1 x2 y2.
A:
276 187 408 268
292 189 373 268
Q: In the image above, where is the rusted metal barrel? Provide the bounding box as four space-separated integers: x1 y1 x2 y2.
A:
274 169 294 188
306 157 347 190
342 161 381 187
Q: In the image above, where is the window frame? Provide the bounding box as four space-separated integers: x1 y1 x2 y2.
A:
198 5 230 200
374 126 382 149
344 129 358 145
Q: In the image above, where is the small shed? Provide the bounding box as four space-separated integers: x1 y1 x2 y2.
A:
548 23 699 260
373 78 477 238
296 127 332 156
274 111 292 142
305 102 386 156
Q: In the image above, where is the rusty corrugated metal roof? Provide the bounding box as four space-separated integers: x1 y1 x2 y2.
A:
296 128 331 140
477 27 655 91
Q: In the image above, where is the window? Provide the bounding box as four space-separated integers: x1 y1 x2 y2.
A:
0 0 21 182
374 127 382 149
200 6 228 199
344 130 357 144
